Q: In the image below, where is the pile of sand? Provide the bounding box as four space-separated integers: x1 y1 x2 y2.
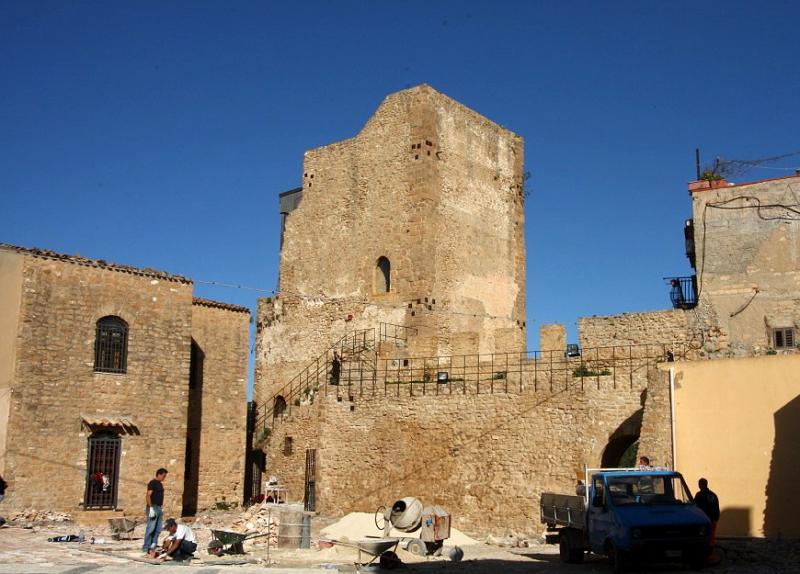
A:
320 512 477 546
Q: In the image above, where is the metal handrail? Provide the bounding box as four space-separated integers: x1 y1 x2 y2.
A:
255 341 690 435
254 329 376 430
379 322 419 342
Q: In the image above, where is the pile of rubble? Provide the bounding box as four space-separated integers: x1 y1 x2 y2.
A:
8 509 73 525
231 504 280 546
193 503 303 548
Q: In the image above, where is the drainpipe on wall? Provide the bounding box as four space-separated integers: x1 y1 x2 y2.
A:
669 367 677 469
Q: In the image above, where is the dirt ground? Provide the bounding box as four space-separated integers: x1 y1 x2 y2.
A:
1 508 798 573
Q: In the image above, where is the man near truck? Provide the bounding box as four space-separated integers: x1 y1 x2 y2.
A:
694 478 720 548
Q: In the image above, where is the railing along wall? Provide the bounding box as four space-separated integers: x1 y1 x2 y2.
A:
258 342 690 433
254 328 376 431
373 343 687 397
379 322 419 343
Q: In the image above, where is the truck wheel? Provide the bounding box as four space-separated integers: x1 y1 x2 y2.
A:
608 542 628 573
558 533 570 563
559 531 584 564
687 550 706 570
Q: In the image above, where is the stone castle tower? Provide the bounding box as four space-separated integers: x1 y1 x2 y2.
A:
255 84 527 407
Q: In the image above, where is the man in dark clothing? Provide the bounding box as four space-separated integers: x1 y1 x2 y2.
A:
143 468 168 553
329 351 341 385
695 478 720 548
0 474 7 526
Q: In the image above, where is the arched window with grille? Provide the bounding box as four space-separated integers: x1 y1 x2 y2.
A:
375 256 391 293
94 316 128 373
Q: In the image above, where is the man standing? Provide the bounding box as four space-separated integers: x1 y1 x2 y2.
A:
160 518 197 561
0 473 7 527
695 478 720 548
143 468 168 553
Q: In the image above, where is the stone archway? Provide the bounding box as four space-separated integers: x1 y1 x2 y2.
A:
601 408 643 467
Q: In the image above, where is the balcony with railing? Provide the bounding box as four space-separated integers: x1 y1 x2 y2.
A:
666 276 697 310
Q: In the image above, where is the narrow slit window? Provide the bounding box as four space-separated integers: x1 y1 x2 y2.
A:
375 257 391 293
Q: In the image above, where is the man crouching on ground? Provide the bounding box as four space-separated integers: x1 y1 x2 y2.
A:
160 518 197 561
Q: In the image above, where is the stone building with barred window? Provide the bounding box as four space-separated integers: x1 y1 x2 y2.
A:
0 243 250 518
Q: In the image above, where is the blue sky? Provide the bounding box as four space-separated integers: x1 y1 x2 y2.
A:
3 1 800 370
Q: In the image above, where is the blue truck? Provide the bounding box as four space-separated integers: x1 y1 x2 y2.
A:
540 468 710 571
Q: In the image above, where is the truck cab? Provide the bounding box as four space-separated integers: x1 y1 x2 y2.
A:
587 470 710 569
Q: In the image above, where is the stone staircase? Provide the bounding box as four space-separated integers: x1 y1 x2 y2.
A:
255 328 378 431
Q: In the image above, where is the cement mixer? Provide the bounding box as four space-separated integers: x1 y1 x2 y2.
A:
374 497 452 556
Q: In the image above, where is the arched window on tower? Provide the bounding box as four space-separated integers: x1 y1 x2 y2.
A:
375 257 391 293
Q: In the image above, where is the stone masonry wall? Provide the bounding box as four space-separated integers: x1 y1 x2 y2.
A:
637 368 674 468
579 309 693 351
190 302 250 510
265 364 655 536
4 254 192 515
539 324 566 353
0 250 24 475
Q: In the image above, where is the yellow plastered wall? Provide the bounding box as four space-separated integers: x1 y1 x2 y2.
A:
671 354 800 537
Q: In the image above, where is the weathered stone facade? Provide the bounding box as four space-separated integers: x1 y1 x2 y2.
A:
187 299 250 512
690 175 800 355
539 323 566 353
255 84 527 410
579 309 695 351
263 362 656 536
0 245 249 517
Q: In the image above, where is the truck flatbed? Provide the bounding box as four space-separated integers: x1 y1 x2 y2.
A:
540 492 585 530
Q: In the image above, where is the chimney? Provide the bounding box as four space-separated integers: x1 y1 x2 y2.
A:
688 179 728 194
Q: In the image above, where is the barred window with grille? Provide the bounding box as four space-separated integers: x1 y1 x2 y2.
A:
94 316 128 373
773 327 795 350
84 432 121 509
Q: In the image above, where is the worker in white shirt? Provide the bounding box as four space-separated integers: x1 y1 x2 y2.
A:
161 518 197 560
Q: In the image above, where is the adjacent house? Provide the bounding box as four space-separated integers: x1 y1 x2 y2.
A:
0 244 249 517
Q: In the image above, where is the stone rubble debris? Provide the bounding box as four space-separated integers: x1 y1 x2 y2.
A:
192 503 303 548
8 509 73 525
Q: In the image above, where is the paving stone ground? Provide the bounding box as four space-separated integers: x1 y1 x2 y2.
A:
1 521 798 574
